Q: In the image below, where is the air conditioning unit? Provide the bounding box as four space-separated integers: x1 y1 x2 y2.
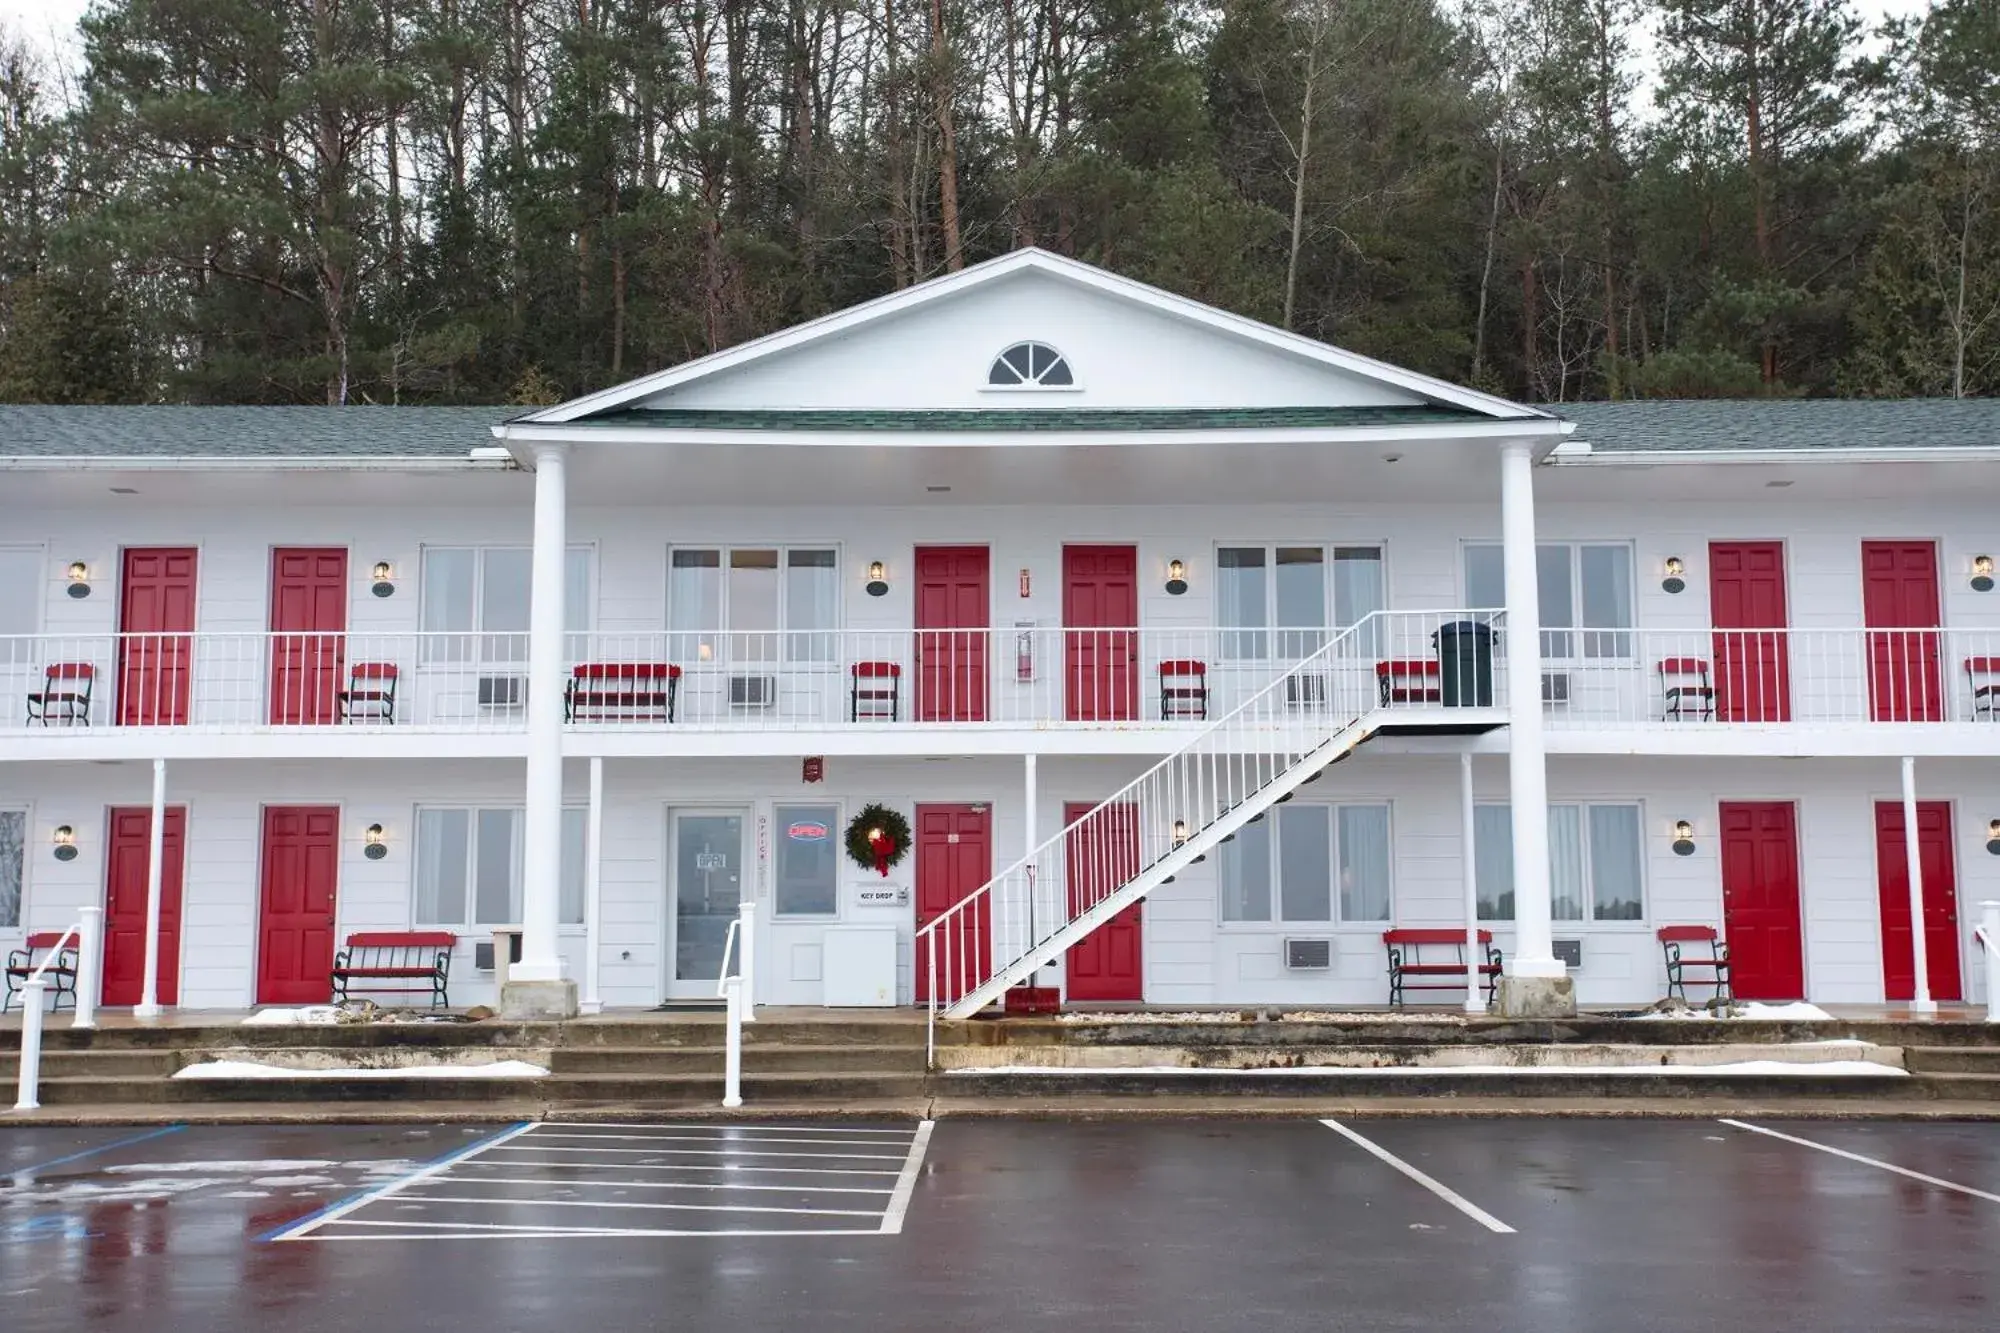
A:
1284 938 1333 970
1286 674 1329 706
478 675 525 707
729 674 777 707
1541 671 1572 704
1552 938 1583 969
473 934 524 972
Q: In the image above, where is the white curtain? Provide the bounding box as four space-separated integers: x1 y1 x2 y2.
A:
1338 805 1392 922
1548 804 1585 921
1473 805 1513 920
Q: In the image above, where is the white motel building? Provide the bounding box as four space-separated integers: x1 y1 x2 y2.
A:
2 249 1997 1021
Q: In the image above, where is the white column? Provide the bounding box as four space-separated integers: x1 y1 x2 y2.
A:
135 758 167 1018
580 756 604 1015
513 443 569 986
1461 753 1484 1013
1900 756 1937 1015
1024 753 1041 985
1981 901 2000 1024
1501 440 1561 979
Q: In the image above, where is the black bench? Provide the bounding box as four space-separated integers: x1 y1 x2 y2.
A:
330 931 456 1008
1658 925 1732 1004
1384 928 1502 1007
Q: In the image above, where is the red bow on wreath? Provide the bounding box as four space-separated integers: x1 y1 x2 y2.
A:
866 827 898 877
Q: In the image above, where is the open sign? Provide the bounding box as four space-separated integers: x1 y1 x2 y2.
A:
787 821 830 841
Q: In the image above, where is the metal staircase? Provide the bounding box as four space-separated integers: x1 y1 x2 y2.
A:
918 610 1503 1044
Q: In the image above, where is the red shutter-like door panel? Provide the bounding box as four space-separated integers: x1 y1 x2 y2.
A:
914 546 990 722
1875 801 1961 1002
913 804 992 1004
117 548 198 726
269 548 348 725
1063 545 1140 722
258 805 342 1004
102 806 188 1006
1719 801 1805 1000
1861 541 1943 723
1062 802 1143 1002
1709 542 1790 722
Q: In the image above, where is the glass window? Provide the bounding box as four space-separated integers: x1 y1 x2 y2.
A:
414 806 586 928
1218 813 1272 922
1474 803 1645 923
1278 805 1332 923
1464 543 1633 660
670 546 839 664
786 550 838 662
0 549 41 664
988 341 1074 387
1333 547 1384 655
421 547 591 662
0 810 23 929
775 804 840 916
1216 544 1349 660
1216 547 1268 660
1274 548 1327 659
1338 805 1393 922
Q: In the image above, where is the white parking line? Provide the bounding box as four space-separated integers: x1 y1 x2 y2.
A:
400 1192 883 1217
526 1131 918 1148
540 1121 916 1138
477 1152 899 1176
310 1218 883 1241
271 1122 537 1241
1720 1120 2000 1204
484 1143 908 1161
879 1121 935 1235
435 1173 894 1196
1321 1120 1516 1235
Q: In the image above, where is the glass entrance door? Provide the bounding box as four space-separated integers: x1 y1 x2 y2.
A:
668 809 747 998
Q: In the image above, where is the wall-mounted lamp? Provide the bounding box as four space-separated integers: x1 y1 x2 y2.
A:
371 561 396 598
364 823 388 860
1671 820 1696 856
1165 559 1189 597
1172 819 1189 846
65 561 91 600
1662 557 1686 595
52 825 78 862
1988 818 2000 856
865 561 890 598
1972 555 1994 594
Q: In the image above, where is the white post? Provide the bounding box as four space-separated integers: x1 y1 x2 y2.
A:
74 907 101 1030
1500 441 1562 986
721 977 744 1108
12 980 46 1112
510 442 573 1011
580 756 604 1016
738 898 757 1023
1900 756 1937 1016
1024 752 1040 987
1461 753 1484 1014
135 758 167 1019
1980 901 2000 1025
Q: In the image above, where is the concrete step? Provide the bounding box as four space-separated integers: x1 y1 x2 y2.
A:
1901 1047 2000 1074
936 1068 1931 1101
0 1049 182 1078
978 1017 2000 1050
2 1017 942 1054
28 1069 932 1107
1906 1072 2000 1100
548 1044 930 1075
936 1041 1903 1073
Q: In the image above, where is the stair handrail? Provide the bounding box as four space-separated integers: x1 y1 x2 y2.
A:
1975 901 2000 1026
917 609 1502 1051
11 907 101 1114
715 902 755 1109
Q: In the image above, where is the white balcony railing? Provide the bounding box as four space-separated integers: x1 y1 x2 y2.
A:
3 623 1995 736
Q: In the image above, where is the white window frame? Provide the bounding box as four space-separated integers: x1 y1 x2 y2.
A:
1216 801 1396 927
666 544 842 665
1473 800 1648 925
0 544 45 666
411 805 588 929
1461 540 1635 661
418 545 594 663
772 800 843 919
0 806 27 932
1213 542 1387 661
982 341 1081 392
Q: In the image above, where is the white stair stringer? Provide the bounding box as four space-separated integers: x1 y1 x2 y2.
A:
914 611 1502 1030
943 716 1379 1019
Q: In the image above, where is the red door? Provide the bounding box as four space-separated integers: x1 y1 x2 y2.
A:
102 806 188 1007
1062 545 1139 722
913 804 992 1004
257 806 341 1004
269 548 348 725
1862 541 1943 723
1709 542 1790 722
1063 802 1143 1002
1875 801 1961 1002
914 546 989 722
1719 801 1805 1000
117 548 197 726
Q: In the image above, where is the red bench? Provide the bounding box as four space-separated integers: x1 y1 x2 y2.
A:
1383 928 1502 1007
564 662 680 723
1376 659 1441 705
330 932 456 1008
4 932 80 1012
1658 925 1732 1004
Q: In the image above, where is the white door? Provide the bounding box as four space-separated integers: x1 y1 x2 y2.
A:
666 808 748 999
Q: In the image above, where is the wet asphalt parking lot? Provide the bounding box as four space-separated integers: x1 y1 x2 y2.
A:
2 1116 1996 1332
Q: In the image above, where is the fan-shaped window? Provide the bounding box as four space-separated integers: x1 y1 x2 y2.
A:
987 341 1074 387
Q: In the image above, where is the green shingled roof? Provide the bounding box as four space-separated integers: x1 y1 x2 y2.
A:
0 405 512 458
569 405 1492 432
1560 399 2000 453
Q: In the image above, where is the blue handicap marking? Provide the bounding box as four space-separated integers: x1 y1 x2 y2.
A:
5 1214 99 1242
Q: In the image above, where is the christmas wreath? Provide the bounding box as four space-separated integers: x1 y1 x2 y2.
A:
846 803 912 878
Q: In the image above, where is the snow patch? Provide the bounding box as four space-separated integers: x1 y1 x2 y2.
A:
1636 1001 1835 1022
950 1061 1905 1078
1055 1011 1246 1024
240 1006 347 1026
173 1060 547 1080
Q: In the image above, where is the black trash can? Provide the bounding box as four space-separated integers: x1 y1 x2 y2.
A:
1434 620 1495 707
